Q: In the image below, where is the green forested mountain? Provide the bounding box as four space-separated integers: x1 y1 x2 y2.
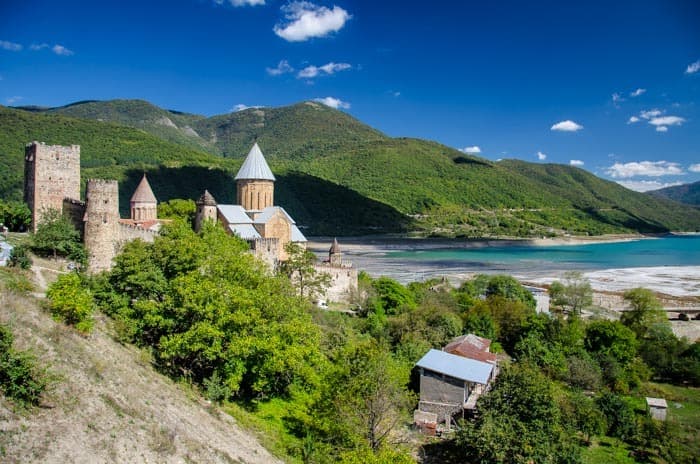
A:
647 181 700 207
2 101 700 236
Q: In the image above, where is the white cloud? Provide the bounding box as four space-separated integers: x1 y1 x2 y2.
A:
231 104 263 112
639 109 662 119
630 88 646 97
6 96 23 105
688 164 700 173
459 146 481 154
297 61 351 78
551 120 583 132
536 151 547 160
605 161 684 178
214 0 265 5
685 60 700 74
52 44 74 56
30 43 49 51
266 60 294 76
0 40 22 51
655 126 668 133
648 115 685 127
612 92 625 105
617 180 683 192
391 91 401 97
628 116 640 124
569 159 584 166
274 2 351 42
313 96 350 109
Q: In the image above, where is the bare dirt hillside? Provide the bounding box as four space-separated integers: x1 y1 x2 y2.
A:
0 283 281 464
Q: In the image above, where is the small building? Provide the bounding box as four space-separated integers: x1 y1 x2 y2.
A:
524 285 550 314
444 334 497 365
646 397 668 421
314 238 358 304
415 349 495 422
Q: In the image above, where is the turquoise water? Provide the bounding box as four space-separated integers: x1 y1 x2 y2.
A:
385 236 700 273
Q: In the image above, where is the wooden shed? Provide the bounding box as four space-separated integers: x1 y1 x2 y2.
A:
645 397 668 421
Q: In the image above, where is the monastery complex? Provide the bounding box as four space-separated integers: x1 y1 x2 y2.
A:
23 141 357 303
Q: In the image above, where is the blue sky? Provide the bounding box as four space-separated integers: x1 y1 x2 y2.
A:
1 0 699 191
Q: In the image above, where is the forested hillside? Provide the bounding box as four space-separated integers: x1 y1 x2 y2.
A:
647 181 700 207
3 101 700 236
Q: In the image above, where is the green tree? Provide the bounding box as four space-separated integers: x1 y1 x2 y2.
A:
620 287 668 339
0 199 31 231
370 277 416 315
596 392 636 441
456 363 580 464
319 338 414 452
280 242 331 299
31 208 84 261
157 198 196 225
46 272 95 333
549 271 593 315
0 323 49 408
8 244 32 269
584 320 637 366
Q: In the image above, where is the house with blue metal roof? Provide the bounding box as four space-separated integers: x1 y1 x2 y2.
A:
415 347 496 422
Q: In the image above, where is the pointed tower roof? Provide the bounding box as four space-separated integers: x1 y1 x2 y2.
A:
197 189 217 206
234 143 276 181
130 174 157 203
329 238 341 254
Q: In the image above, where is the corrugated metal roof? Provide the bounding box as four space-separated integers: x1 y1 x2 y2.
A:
228 224 261 240
217 204 252 224
291 225 307 242
416 349 493 384
130 174 157 203
0 241 13 266
234 143 276 181
646 397 668 408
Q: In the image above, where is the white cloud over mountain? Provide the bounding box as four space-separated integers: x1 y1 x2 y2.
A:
313 96 350 109
617 180 683 192
551 120 583 132
606 161 684 179
298 62 351 78
459 146 481 154
274 2 351 42
537 151 547 160
570 160 584 166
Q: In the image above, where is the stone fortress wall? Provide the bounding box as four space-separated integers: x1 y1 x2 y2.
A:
24 142 81 232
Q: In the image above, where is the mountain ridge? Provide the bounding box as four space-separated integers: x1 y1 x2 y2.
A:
3 100 700 236
647 181 700 207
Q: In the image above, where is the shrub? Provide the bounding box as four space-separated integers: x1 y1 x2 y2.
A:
0 324 48 407
8 244 32 269
46 272 95 333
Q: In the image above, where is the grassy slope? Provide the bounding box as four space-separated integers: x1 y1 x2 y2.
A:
0 269 281 464
647 181 700 207
4 101 700 235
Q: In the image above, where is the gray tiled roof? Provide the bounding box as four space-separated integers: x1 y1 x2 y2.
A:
217 204 252 224
130 174 157 203
416 349 493 385
234 143 276 181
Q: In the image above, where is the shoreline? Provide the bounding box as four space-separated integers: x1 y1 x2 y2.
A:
307 233 651 254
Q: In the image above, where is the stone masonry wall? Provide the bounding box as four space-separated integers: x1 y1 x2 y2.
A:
24 142 80 232
314 264 358 303
84 179 120 273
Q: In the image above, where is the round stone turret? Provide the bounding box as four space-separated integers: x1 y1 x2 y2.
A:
195 189 218 232
329 238 342 266
84 179 119 273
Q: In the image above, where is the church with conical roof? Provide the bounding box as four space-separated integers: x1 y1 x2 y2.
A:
195 143 307 265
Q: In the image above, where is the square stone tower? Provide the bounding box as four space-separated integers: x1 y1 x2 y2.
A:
24 141 81 231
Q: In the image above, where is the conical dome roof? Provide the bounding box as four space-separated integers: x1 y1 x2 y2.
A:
329 238 341 254
234 142 276 181
130 174 157 203
197 189 217 206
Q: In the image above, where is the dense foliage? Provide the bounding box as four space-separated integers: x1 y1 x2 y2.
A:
0 323 48 408
0 199 31 232
30 208 85 263
647 180 700 207
46 272 95 333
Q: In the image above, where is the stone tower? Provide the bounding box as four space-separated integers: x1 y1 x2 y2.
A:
195 190 218 232
84 179 119 273
329 238 342 266
235 143 275 211
130 174 158 222
24 142 81 232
